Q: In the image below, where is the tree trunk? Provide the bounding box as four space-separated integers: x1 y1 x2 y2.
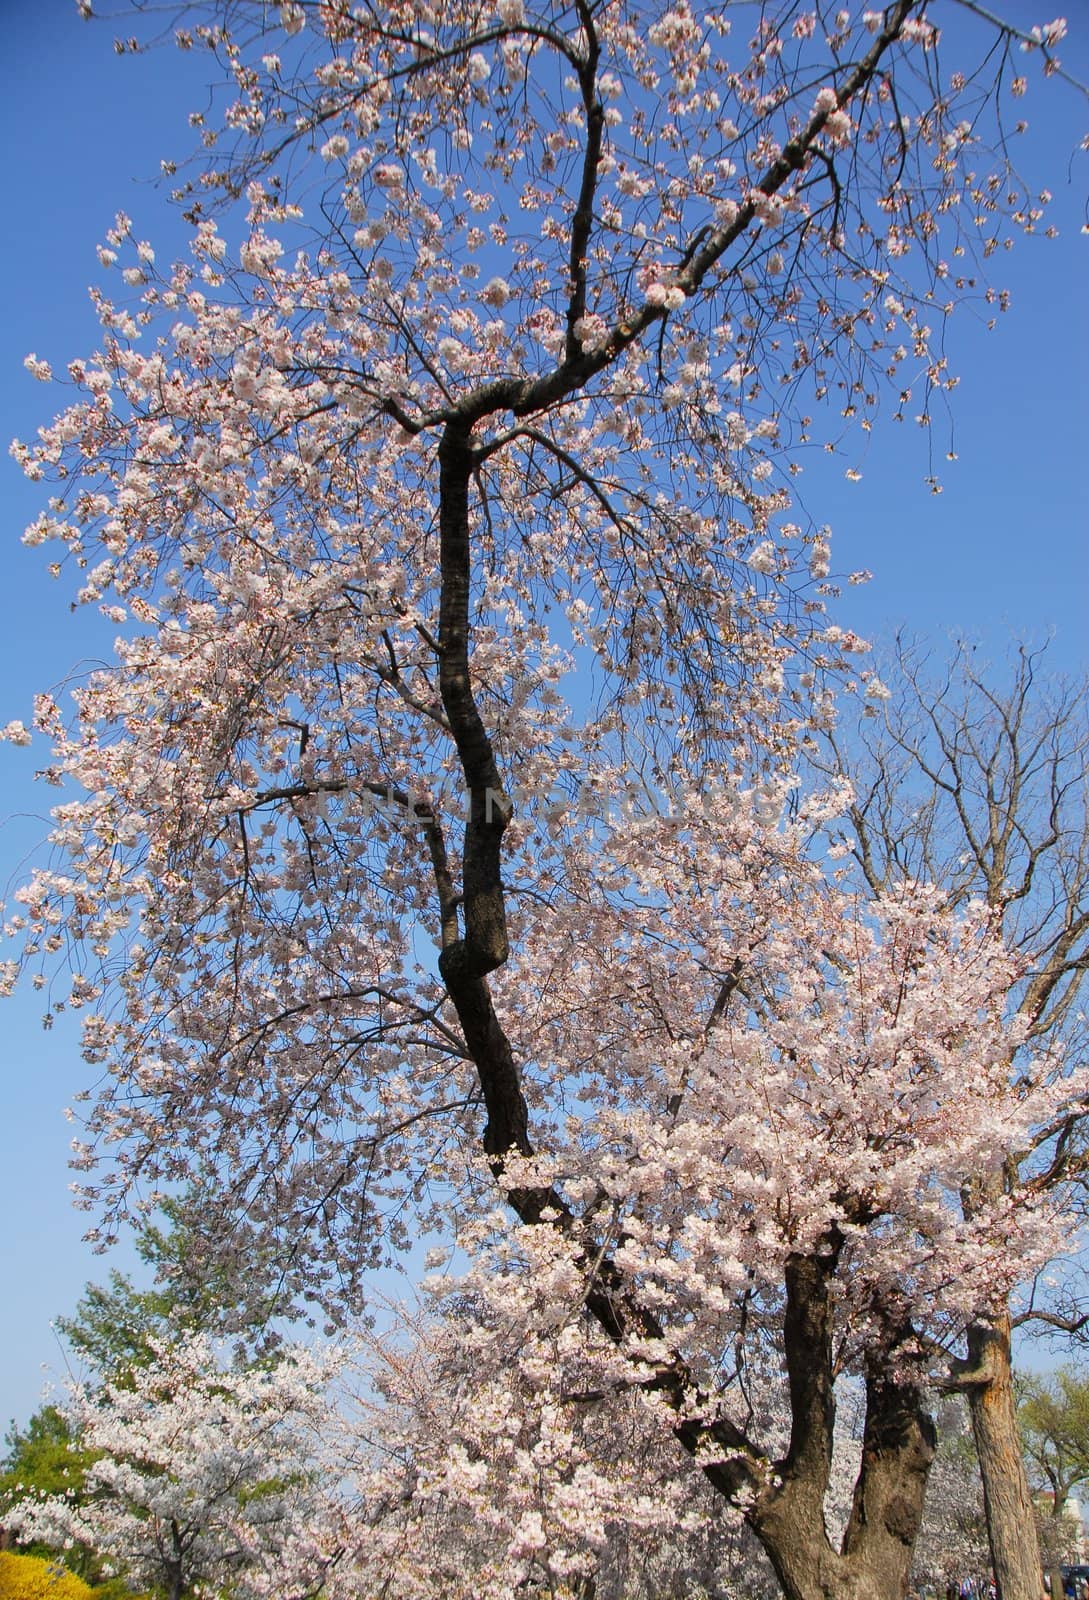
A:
754 1381 935 1600
746 1250 936 1600
967 1312 1042 1600
839 1361 936 1597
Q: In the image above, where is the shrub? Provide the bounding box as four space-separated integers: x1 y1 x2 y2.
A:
0 1552 95 1600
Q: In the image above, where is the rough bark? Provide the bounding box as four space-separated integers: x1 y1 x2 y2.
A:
838 1364 937 1598
757 1376 935 1600
750 1250 935 1600
966 1313 1043 1600
748 1246 841 1599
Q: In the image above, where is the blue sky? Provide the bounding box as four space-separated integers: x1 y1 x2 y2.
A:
0 0 1085 1433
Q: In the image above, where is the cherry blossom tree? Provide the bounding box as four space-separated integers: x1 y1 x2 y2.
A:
334 1300 780 1600
3 4 1087 1598
817 638 1089 1596
314 842 1085 1600
6 1334 341 1600
414 858 1084 1599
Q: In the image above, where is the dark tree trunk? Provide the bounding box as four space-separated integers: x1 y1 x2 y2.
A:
746 1250 936 1600
752 1375 935 1600
838 1363 936 1597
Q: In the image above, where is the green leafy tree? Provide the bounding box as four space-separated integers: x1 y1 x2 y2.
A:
57 1192 284 1386
0 1408 101 1583
1020 1370 1089 1503
1 1407 84 1507
1019 1369 1089 1599
55 1270 177 1390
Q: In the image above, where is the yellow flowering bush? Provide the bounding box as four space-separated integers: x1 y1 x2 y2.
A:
0 1552 95 1600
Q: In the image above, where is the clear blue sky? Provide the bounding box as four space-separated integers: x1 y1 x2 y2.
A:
0 0 1085 1434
